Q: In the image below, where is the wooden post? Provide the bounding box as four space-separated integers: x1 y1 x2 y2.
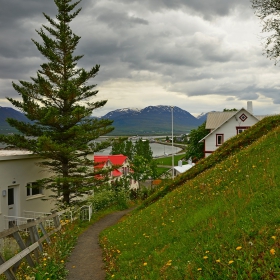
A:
38 220 51 244
12 231 35 267
27 220 39 260
52 212 61 230
0 254 17 280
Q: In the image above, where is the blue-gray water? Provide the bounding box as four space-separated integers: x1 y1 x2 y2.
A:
0 136 183 158
95 142 182 157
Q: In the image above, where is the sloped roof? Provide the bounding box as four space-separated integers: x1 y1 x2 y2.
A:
174 163 195 174
94 156 111 168
112 170 122 177
200 108 260 142
107 155 127 165
205 112 236 130
94 155 128 177
94 155 127 167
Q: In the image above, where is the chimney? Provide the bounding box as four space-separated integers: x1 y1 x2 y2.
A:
247 101 253 114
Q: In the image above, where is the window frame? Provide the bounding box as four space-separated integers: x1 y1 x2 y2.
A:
216 134 224 146
26 182 43 197
236 126 250 135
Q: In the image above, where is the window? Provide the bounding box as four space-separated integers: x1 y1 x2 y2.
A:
8 188 14 205
216 134 224 146
27 182 42 197
236 126 250 135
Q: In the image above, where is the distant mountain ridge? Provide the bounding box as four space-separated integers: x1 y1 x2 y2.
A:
0 105 207 136
101 105 206 135
0 107 31 134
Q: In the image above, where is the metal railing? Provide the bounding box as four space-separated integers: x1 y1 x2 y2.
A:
3 216 32 230
79 204 92 221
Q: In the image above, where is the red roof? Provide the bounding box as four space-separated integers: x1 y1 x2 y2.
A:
94 154 127 168
94 154 128 178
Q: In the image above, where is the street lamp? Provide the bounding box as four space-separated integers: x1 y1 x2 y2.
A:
171 106 174 180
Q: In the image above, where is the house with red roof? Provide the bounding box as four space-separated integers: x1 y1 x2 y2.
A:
94 154 139 189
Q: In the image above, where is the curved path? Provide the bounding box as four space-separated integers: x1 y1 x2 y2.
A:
66 208 134 280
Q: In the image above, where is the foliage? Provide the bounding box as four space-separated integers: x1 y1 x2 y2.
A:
0 0 114 206
185 121 208 161
101 122 280 279
223 108 238 111
252 0 280 64
112 138 157 182
142 114 280 208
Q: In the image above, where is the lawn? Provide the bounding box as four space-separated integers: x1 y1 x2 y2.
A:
100 118 280 279
153 154 185 166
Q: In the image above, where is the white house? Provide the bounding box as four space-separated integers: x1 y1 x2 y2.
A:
199 101 266 158
0 150 56 232
94 154 139 189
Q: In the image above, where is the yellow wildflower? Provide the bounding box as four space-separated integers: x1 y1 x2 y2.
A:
272 236 276 240
216 259 221 263
143 262 147 266
203 256 208 259
197 268 202 271
270 249 276 255
228 260 234 265
236 246 242 250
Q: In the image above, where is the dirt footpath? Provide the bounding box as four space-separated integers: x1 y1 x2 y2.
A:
66 208 134 280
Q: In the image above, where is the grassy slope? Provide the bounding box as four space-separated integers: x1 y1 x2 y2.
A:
143 115 280 207
101 116 280 279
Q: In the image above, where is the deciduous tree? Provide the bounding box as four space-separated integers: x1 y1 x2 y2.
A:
185 122 208 161
252 0 280 64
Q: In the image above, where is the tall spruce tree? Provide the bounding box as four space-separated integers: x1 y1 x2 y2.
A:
0 0 114 206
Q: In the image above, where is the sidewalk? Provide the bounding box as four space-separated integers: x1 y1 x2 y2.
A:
66 208 134 280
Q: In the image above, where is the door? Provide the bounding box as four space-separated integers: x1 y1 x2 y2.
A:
8 186 17 217
8 186 18 228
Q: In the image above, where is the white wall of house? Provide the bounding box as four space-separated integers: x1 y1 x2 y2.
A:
204 109 258 157
0 152 56 232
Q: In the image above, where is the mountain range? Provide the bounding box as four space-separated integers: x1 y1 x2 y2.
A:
0 105 207 135
101 105 207 135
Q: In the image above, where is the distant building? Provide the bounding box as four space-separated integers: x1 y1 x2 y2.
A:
94 154 139 189
199 101 267 157
172 159 195 177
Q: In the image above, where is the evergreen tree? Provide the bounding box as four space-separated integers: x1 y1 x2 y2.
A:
0 0 114 206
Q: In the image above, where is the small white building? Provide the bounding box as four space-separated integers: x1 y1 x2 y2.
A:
0 150 56 232
199 101 266 158
173 159 195 177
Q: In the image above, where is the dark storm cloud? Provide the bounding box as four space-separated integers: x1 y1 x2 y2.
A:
96 10 149 28
0 0 279 114
116 0 247 18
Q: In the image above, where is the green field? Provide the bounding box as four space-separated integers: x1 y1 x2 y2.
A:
100 115 280 279
153 154 186 166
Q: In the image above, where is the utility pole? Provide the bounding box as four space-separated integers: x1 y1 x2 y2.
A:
171 106 174 180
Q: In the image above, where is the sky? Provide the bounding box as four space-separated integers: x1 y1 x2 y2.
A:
0 0 279 117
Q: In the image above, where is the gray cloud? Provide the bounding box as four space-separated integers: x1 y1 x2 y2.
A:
96 9 149 28
0 0 279 116
115 0 248 19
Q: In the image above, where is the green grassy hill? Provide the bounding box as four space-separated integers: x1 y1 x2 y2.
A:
100 115 280 279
